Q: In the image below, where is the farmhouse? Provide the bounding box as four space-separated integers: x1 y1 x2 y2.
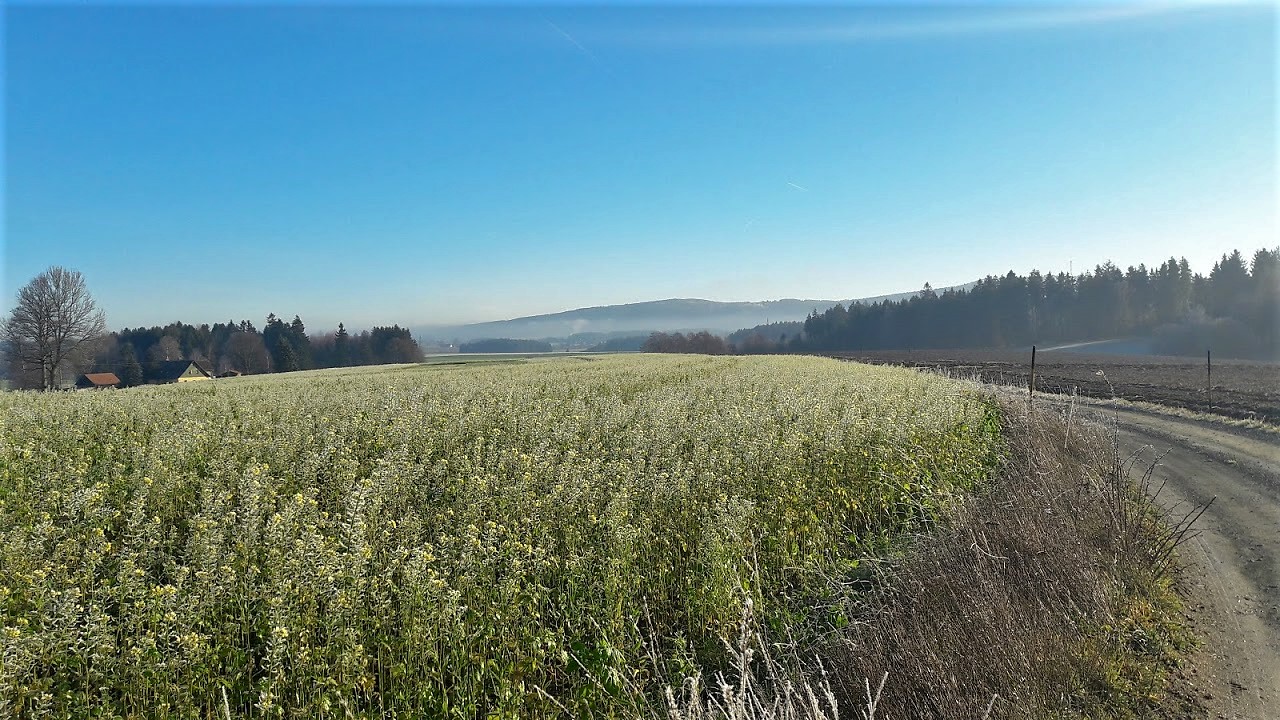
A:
147 360 213 384
76 372 121 390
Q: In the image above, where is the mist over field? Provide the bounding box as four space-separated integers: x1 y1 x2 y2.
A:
412 290 946 343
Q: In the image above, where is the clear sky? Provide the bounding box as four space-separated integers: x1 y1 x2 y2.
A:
3 1 1276 330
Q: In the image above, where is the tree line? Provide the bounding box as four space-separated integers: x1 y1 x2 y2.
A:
738 248 1277 359
642 331 731 354
100 318 425 383
5 248 1276 388
1 266 428 389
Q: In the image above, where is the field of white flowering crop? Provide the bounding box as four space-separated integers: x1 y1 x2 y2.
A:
0 355 1000 718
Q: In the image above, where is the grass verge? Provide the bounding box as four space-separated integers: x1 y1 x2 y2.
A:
666 397 1197 719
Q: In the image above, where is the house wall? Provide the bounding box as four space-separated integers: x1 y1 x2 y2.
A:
178 366 210 382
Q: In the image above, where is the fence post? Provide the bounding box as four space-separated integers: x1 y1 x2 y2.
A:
1207 349 1212 413
1029 345 1036 403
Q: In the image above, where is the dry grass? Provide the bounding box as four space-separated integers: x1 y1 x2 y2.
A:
663 398 1196 719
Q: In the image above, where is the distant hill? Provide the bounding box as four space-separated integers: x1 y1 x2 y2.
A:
416 286 971 343
416 299 837 342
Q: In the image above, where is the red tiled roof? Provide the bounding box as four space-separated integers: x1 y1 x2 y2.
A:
82 372 121 386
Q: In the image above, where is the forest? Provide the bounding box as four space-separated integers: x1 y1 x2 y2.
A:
641 331 731 354
93 315 424 383
748 249 1278 359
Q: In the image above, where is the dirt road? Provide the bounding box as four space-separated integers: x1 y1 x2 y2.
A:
1074 403 1279 718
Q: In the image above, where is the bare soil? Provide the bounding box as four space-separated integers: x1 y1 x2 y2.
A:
832 349 1280 424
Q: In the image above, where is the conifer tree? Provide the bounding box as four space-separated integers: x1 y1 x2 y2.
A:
275 337 299 373
119 343 144 387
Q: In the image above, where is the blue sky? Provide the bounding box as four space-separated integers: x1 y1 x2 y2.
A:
3 1 1276 330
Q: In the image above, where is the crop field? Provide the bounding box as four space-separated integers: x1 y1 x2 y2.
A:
831 349 1280 424
0 355 1000 718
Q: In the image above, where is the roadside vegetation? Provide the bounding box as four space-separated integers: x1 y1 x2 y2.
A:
0 356 1193 717
820 400 1195 717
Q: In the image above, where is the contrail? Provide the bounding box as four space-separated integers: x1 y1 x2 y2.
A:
545 18 604 68
603 3 1189 48
787 182 809 192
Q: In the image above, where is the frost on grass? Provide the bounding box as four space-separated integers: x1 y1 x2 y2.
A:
0 355 999 718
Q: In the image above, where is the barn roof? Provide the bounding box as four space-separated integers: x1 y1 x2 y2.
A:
79 371 120 384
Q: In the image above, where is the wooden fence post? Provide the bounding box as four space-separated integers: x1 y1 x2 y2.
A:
1207 349 1212 413
1029 345 1036 403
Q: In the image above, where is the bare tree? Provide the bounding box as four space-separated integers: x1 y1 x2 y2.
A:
3 267 107 389
224 331 272 375
148 336 183 364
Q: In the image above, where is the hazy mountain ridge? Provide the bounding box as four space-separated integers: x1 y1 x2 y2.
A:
416 287 971 342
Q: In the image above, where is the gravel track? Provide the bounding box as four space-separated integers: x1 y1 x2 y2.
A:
1068 402 1279 718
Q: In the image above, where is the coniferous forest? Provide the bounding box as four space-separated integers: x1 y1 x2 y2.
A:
776 249 1278 359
